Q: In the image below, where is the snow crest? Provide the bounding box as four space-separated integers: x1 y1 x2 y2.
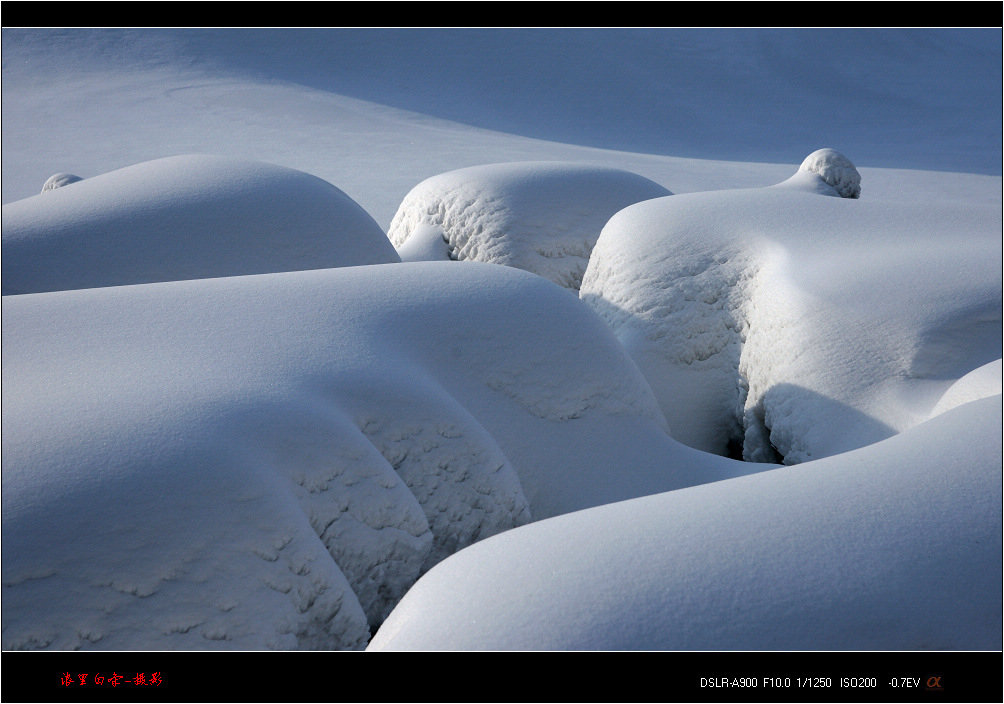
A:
928 359 1003 419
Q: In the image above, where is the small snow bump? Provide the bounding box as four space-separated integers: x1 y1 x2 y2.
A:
40 172 83 193
797 148 861 198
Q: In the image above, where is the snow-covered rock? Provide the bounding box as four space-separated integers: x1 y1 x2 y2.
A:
580 165 1001 462
387 161 671 290
40 172 83 192
1 155 400 294
770 149 861 198
1 261 755 650
795 147 862 198
368 395 1003 651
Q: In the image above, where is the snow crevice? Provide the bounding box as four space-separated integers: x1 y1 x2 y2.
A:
582 235 764 457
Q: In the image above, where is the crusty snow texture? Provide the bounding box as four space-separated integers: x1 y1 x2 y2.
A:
3 261 752 650
387 162 671 290
40 172 83 192
798 148 861 198
2 150 999 653
580 174 1001 462
368 395 1002 651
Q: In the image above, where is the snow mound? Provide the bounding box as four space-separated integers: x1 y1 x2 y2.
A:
580 182 1001 462
40 172 83 192
771 149 862 198
368 395 1002 651
2 262 754 650
798 148 861 198
387 162 671 290
1 155 399 294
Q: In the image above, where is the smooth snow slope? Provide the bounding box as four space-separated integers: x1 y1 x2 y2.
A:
3 28 1001 225
1 27 999 653
1 154 398 294
369 395 1003 651
929 359 1003 418
2 262 758 650
5 28 998 174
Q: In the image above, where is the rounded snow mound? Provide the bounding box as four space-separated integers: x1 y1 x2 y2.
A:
387 162 672 290
40 172 83 193
3 261 736 651
368 396 1002 651
797 148 861 198
2 155 399 294
580 183 1000 463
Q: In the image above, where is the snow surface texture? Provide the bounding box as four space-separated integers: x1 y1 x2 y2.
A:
797 147 862 198
1 155 399 294
369 395 1002 651
580 156 1002 461
2 28 1000 653
2 261 755 650
387 162 671 290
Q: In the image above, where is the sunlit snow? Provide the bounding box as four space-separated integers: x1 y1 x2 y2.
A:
2 27 1000 652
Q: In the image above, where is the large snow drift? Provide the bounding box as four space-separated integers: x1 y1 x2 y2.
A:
1 155 399 294
1 28 999 655
387 162 671 289
1 262 756 650
580 159 1002 462
368 394 1003 651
